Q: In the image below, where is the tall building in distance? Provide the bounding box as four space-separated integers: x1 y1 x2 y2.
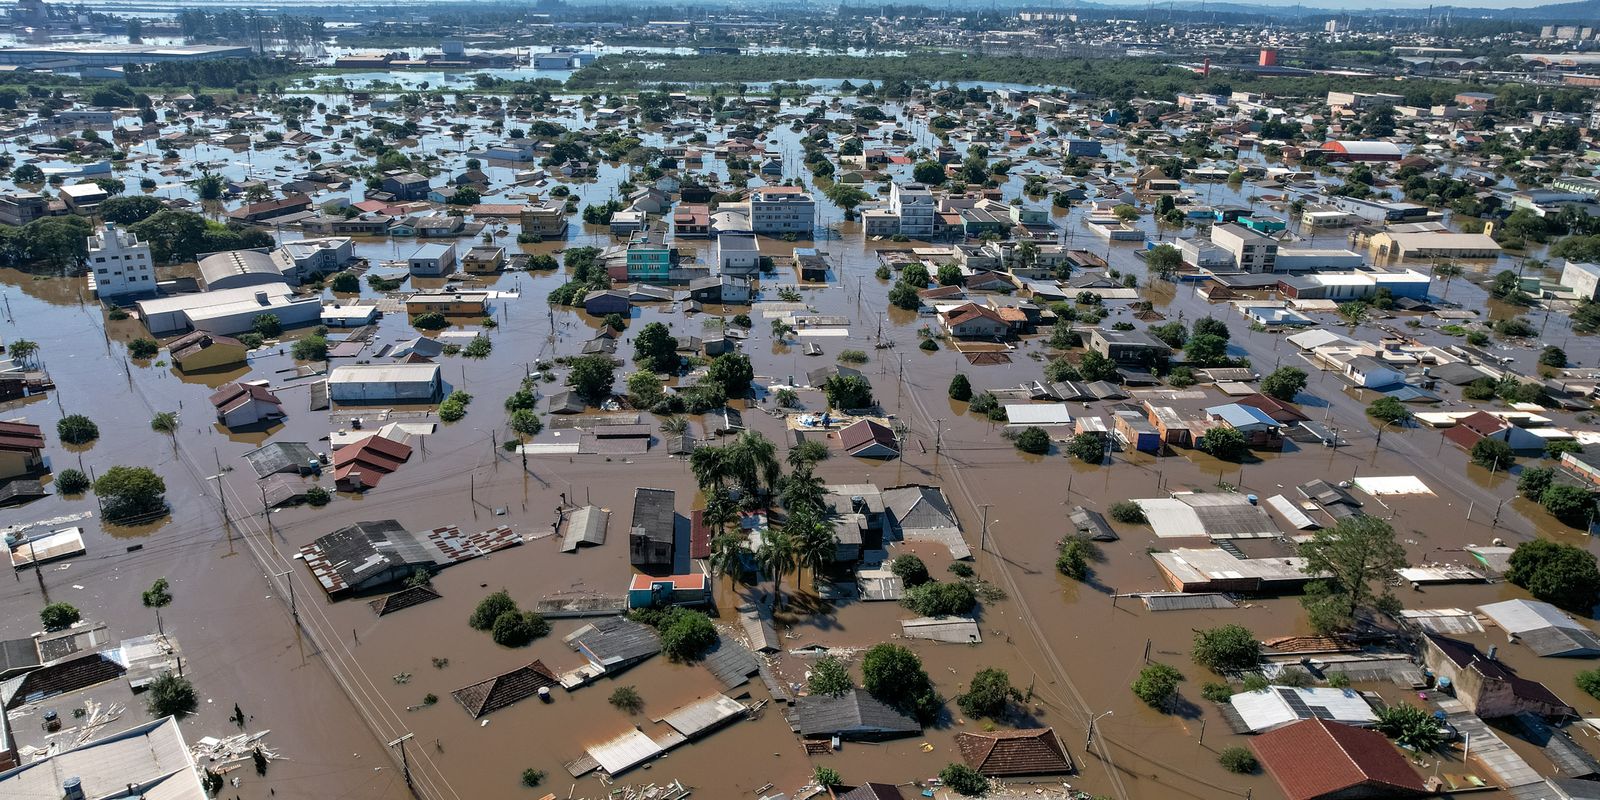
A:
86 223 156 300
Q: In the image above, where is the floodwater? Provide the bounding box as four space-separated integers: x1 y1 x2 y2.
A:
0 81 1597 800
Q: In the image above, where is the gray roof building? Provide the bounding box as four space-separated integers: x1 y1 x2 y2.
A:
792 688 921 741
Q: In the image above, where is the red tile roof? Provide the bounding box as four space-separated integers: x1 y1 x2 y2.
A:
839 419 898 455
332 435 413 487
1252 719 1426 800
956 728 1073 776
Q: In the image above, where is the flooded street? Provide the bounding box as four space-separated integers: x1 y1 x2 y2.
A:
0 79 1595 800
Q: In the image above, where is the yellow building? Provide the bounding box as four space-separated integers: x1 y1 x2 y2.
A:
462 245 507 274
405 291 489 316
169 331 248 373
0 421 45 481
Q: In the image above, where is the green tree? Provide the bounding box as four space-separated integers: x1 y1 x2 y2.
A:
957 667 1021 719
490 610 549 647
902 581 977 616
632 322 679 372
1543 484 1597 529
292 335 328 361
40 602 80 630
1470 438 1515 470
1068 431 1106 463
808 655 852 697
147 672 198 719
626 371 664 409
862 643 942 723
57 414 99 445
891 554 931 586
127 337 159 359
659 607 717 661
823 183 869 219
1507 539 1600 611
1541 346 1568 368
756 528 797 608
568 354 616 401
1298 516 1407 632
705 352 753 397
1366 397 1411 425
94 465 166 520
1218 747 1257 774
1199 426 1248 462
1260 367 1307 401
813 766 843 788
1374 704 1446 751
1013 426 1050 454
1579 669 1600 700
1191 625 1261 672
939 763 988 796
823 374 873 409
1192 316 1230 340
1146 243 1182 279
329 272 359 293
469 590 517 630
1132 662 1184 709
1184 333 1229 367
1077 351 1120 382
1056 534 1098 580
251 313 281 338
1520 466 1557 500
1109 501 1145 524
508 409 543 437
55 468 90 494
913 161 945 185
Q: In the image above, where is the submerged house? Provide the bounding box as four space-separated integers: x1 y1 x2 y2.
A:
1422 632 1576 718
629 487 678 571
792 688 921 742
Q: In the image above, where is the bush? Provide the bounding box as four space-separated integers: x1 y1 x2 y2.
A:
491 610 550 647
463 336 492 359
438 390 472 422
1056 534 1098 581
469 590 517 630
1218 746 1257 774
902 581 977 617
1367 397 1411 424
862 643 942 724
520 768 545 788
292 334 328 361
1579 669 1600 700
659 607 717 661
948 374 973 401
40 602 80 630
1200 682 1234 702
1470 438 1515 470
128 337 159 358
1191 625 1261 672
1132 662 1183 709
411 312 448 330
948 562 974 578
94 465 165 520
305 486 330 507
957 667 1020 719
609 685 643 713
890 554 931 586
938 763 988 796
1506 539 1600 611
57 414 99 445
813 766 842 788
808 655 852 697
1375 703 1447 751
147 672 198 719
1109 501 1145 524
55 468 90 494
1013 426 1050 454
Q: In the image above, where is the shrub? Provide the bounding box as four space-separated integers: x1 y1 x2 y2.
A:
938 763 988 796
1056 534 1098 581
901 581 977 617
491 610 550 647
1109 501 1145 524
1507 538 1600 611
1132 662 1183 709
55 468 90 494
1579 668 1600 700
948 373 973 401
838 349 869 364
948 562 974 578
1200 682 1234 702
1013 425 1050 454
808 655 852 697
659 608 717 661
127 337 159 358
890 554 931 586
1374 703 1446 751
146 672 198 719
411 312 448 330
1519 466 1556 500
813 766 842 788
1470 438 1515 470
463 336 492 359
40 602 80 630
305 486 331 507
968 392 998 414
438 391 472 422
609 685 643 713
957 667 1020 719
520 768 545 788
469 590 517 630
57 414 99 445
1191 625 1261 673
1367 397 1411 424
1219 746 1257 774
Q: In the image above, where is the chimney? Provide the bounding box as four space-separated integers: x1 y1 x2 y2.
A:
63 777 85 800
1487 645 1498 661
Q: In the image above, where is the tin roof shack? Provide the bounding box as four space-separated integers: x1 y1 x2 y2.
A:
792 688 921 742
565 616 661 677
629 488 679 571
1252 719 1426 800
298 520 520 598
168 331 247 372
627 573 710 609
1087 328 1171 366
0 422 44 482
1152 543 1315 593
1205 402 1284 450
327 363 442 404
1422 632 1576 719
0 717 207 800
955 727 1073 776
208 382 285 429
1477 599 1600 658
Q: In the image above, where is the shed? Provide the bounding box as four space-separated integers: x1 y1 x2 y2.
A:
900 616 981 644
561 505 609 553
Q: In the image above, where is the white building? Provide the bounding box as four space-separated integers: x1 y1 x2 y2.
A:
713 231 761 276
749 186 815 235
86 223 156 300
890 182 935 238
408 243 457 276
1562 261 1600 300
328 363 444 404
1210 222 1278 273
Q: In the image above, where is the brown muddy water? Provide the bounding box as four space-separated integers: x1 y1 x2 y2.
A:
0 94 1596 800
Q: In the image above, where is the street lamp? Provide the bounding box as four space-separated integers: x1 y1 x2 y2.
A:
1085 710 1114 752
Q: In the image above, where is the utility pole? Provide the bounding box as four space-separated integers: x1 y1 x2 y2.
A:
273 570 298 628
979 503 992 552
934 419 943 453
387 733 415 791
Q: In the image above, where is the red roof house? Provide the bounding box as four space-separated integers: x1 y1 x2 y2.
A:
1252 719 1426 800
332 434 413 490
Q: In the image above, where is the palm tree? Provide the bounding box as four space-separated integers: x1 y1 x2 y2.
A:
787 439 831 470
708 532 746 588
780 465 826 514
789 506 835 589
1433 261 1464 301
729 431 781 499
689 446 730 492
756 528 796 609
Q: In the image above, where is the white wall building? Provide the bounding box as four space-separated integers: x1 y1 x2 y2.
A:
86 223 156 300
1210 222 1278 273
749 186 815 235
890 182 935 238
